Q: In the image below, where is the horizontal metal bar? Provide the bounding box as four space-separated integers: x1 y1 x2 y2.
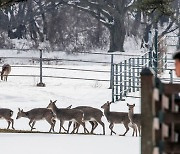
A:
7 74 110 82
11 65 110 73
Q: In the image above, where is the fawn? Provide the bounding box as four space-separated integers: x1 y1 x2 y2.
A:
16 108 55 132
127 103 141 136
101 101 137 136
1 64 11 81
0 108 14 129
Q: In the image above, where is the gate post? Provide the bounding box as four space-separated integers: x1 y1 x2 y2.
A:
37 49 46 87
153 28 158 77
141 68 155 154
109 54 114 89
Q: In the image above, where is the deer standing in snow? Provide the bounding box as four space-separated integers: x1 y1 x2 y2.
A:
16 108 56 132
68 106 105 135
1 64 11 81
47 100 89 134
0 108 14 129
101 101 137 136
127 103 141 136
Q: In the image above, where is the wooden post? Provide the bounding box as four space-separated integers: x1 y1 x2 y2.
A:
141 68 155 154
37 49 46 87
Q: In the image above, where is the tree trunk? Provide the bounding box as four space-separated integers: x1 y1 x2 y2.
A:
177 26 180 50
108 18 126 52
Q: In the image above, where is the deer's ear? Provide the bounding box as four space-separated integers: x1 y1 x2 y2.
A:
21 109 23 112
133 104 135 107
54 100 57 103
50 100 52 103
127 103 129 106
18 108 21 112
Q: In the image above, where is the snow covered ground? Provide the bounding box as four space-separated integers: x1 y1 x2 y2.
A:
0 49 141 154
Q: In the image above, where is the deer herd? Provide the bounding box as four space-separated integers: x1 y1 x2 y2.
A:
0 100 141 136
0 64 141 136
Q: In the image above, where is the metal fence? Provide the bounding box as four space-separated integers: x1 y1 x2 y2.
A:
111 33 170 102
0 49 112 86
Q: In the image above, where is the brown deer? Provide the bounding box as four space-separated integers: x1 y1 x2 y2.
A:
127 103 141 136
47 100 89 134
101 101 137 136
0 108 14 129
1 64 11 81
68 106 105 135
16 108 56 132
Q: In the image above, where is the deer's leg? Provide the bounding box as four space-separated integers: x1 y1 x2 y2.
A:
89 121 97 134
59 120 67 133
71 122 77 134
31 121 36 131
75 122 79 133
10 118 15 130
132 124 137 137
52 119 56 132
138 125 141 136
71 122 80 134
97 120 105 135
29 120 35 131
120 122 129 136
46 117 55 132
59 120 62 133
6 120 11 129
67 121 72 133
78 120 89 134
109 123 116 135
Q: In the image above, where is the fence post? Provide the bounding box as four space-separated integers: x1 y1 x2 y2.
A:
119 62 123 100
153 28 158 77
132 58 135 92
124 60 127 96
109 54 114 89
165 52 167 69
137 57 140 91
129 58 131 92
169 70 173 83
141 68 155 154
112 63 115 102
149 51 152 67
115 64 119 101
37 49 46 87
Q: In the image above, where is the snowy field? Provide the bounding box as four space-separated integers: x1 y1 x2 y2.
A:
0 43 178 154
0 49 141 154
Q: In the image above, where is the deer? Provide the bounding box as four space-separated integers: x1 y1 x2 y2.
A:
127 103 141 136
1 64 11 81
101 101 137 136
16 108 56 132
47 100 89 134
0 108 14 129
68 106 105 135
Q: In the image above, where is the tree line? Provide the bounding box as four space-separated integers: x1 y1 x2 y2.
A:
0 0 179 52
